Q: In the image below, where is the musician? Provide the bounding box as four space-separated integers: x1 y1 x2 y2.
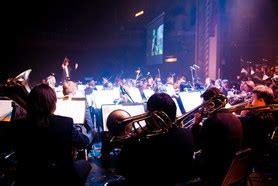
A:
14 84 91 186
62 80 78 97
251 65 264 85
191 87 243 185
165 74 178 97
61 56 78 82
213 79 221 90
84 80 98 143
46 73 56 89
204 77 215 90
269 65 278 98
240 85 276 162
221 79 230 96
102 77 113 90
62 81 94 145
116 93 194 185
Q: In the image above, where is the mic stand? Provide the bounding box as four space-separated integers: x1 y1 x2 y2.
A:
120 85 135 103
190 66 196 89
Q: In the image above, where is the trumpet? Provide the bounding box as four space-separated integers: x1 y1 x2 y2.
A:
106 109 172 144
174 94 228 128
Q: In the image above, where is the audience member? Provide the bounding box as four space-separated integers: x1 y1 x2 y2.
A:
14 84 91 186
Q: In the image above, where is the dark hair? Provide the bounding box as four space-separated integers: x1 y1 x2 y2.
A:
26 83 57 127
201 87 222 101
147 93 177 122
252 85 274 104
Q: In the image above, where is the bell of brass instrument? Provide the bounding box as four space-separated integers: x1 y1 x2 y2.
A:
1 69 32 109
174 94 228 128
106 109 172 143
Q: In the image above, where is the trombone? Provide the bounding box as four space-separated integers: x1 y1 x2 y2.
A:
106 109 173 144
174 94 228 128
226 103 278 113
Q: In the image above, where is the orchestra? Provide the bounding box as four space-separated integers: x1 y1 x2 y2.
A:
0 62 278 185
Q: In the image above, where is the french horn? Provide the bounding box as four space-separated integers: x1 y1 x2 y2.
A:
1 69 32 109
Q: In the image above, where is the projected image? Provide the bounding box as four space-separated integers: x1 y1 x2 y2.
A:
146 13 164 65
151 24 164 56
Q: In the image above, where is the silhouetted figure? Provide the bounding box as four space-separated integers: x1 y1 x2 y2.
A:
192 87 243 185
61 56 78 83
240 85 276 164
117 93 194 185
14 84 91 186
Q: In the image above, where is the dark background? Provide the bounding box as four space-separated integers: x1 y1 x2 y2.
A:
2 0 278 85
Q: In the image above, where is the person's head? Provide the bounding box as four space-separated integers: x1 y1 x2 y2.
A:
200 87 227 113
201 87 223 101
63 56 70 66
46 75 56 89
88 80 96 88
106 109 132 137
26 83 57 118
205 77 211 85
62 81 77 96
251 85 274 106
166 75 174 85
240 80 255 92
147 93 176 122
215 79 222 89
221 79 229 89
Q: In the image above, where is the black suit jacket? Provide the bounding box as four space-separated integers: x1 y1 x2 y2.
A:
117 127 194 185
15 115 89 186
192 109 243 185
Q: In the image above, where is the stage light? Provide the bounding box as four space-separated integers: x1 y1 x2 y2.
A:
135 10 144 17
165 56 177 63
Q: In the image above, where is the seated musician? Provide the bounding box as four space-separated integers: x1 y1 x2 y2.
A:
61 80 94 149
14 84 91 186
116 93 194 185
240 85 276 162
270 65 278 98
191 87 243 185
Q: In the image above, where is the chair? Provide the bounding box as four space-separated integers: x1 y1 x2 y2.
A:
221 148 252 186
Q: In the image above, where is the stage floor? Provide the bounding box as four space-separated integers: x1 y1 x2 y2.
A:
85 142 278 186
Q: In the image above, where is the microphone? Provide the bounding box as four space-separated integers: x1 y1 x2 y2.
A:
193 64 200 69
190 66 196 70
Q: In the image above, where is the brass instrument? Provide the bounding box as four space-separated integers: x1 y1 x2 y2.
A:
1 69 32 109
228 93 252 106
226 104 278 113
106 109 172 143
174 94 228 128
